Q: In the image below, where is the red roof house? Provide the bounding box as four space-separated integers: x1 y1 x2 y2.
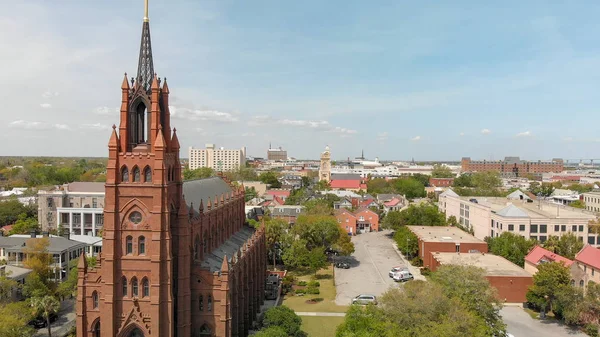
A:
265 189 291 201
575 245 600 270
571 245 600 289
524 246 573 274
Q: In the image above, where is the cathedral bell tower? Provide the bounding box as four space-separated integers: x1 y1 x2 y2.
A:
77 1 185 336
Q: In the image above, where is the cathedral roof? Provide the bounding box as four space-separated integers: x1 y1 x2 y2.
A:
182 177 234 216
201 226 255 272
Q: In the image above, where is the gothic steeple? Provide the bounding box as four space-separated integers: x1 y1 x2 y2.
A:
137 0 154 93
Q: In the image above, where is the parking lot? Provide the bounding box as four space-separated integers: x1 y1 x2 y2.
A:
334 231 408 305
501 306 586 337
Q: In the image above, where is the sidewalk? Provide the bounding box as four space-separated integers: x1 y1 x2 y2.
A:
390 242 426 281
296 312 345 317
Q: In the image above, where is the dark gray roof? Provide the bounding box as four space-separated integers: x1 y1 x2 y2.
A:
376 194 401 202
272 206 305 217
1 236 86 253
183 177 234 214
201 226 255 272
331 173 362 181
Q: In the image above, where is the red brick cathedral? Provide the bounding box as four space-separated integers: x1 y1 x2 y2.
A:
76 3 267 337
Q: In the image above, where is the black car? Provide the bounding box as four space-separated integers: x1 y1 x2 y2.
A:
325 247 339 256
28 312 58 329
335 262 350 269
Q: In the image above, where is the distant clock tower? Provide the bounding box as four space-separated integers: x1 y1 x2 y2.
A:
319 146 331 183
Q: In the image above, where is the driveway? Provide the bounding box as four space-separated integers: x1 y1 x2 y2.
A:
501 306 586 337
334 231 408 305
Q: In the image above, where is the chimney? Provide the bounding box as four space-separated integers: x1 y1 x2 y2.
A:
30 230 37 238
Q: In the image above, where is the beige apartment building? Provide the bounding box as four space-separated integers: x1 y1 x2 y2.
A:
583 191 600 213
37 182 105 236
439 190 599 246
188 144 246 171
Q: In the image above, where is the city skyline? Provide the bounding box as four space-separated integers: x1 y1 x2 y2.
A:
3 1 600 160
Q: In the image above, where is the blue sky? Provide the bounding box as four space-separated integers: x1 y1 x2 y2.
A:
2 1 600 161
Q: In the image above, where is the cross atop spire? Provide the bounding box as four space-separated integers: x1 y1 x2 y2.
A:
137 0 154 93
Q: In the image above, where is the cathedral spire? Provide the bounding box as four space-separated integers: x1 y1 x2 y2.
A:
137 0 154 92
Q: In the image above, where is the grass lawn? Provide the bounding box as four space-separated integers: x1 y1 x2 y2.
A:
282 266 349 313
301 316 345 337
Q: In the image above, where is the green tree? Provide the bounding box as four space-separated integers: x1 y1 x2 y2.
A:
183 167 215 180
262 306 306 337
0 301 35 337
332 227 355 256
0 273 18 303
393 178 426 199
471 171 502 190
8 213 39 235
541 233 584 260
367 178 394 194
382 211 403 230
528 182 554 197
393 227 418 258
336 304 397 337
282 239 310 269
430 265 505 336
412 173 431 187
387 203 446 230
314 180 331 191
486 232 536 267
553 284 584 324
31 295 60 337
0 198 36 227
265 219 292 268
259 172 281 188
294 215 341 249
570 200 585 209
244 186 258 202
254 326 288 337
526 262 571 313
453 174 473 188
307 246 328 275
431 164 454 178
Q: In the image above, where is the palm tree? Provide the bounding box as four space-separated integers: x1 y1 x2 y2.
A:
31 295 60 337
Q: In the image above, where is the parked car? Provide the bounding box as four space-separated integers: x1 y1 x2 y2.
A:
28 312 58 328
335 262 350 269
388 265 408 277
392 270 414 282
352 294 377 305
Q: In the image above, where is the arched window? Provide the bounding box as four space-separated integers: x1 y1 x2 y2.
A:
194 236 200 260
128 327 144 337
126 236 133 255
121 166 129 183
122 277 128 297
132 277 139 297
580 280 585 287
138 236 146 255
93 321 101 337
207 295 212 311
199 324 211 336
142 278 149 297
571 279 575 286
92 291 99 308
144 166 152 183
133 166 141 182
199 295 204 311
203 236 208 254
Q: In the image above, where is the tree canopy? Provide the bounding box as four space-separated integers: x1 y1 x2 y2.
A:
541 233 584 260
0 198 37 227
261 306 306 337
431 164 455 178
367 177 426 199
383 204 446 230
183 167 215 180
486 232 536 267
526 261 571 313
259 172 282 188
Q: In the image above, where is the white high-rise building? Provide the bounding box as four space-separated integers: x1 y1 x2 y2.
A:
188 144 246 171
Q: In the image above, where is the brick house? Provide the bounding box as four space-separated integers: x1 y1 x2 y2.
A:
524 245 573 275
429 177 454 187
335 208 379 235
407 226 488 269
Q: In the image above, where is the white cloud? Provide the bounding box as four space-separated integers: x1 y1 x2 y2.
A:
80 123 111 131
94 107 119 116
459 132 465 136
41 91 59 98
248 115 356 135
481 129 491 135
516 131 531 137
40 103 52 109
410 136 421 141
170 106 239 123
9 120 71 131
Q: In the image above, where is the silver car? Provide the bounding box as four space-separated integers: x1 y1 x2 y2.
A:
352 294 377 305
388 266 408 277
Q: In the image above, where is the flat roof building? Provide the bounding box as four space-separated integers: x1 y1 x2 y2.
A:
407 226 488 268
431 252 533 303
439 191 599 246
188 144 246 172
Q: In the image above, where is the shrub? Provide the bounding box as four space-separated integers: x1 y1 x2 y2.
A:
420 267 431 276
262 305 305 337
295 289 306 295
410 257 423 267
312 297 324 302
297 281 307 286
282 275 295 294
306 287 320 295
307 280 320 288
585 324 599 337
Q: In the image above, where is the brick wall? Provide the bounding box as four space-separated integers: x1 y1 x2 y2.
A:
487 275 532 303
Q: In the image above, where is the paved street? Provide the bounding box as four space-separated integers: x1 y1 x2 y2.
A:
501 306 586 337
35 298 76 337
334 231 408 305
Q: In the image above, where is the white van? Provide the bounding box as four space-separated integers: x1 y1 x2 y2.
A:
392 270 414 282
